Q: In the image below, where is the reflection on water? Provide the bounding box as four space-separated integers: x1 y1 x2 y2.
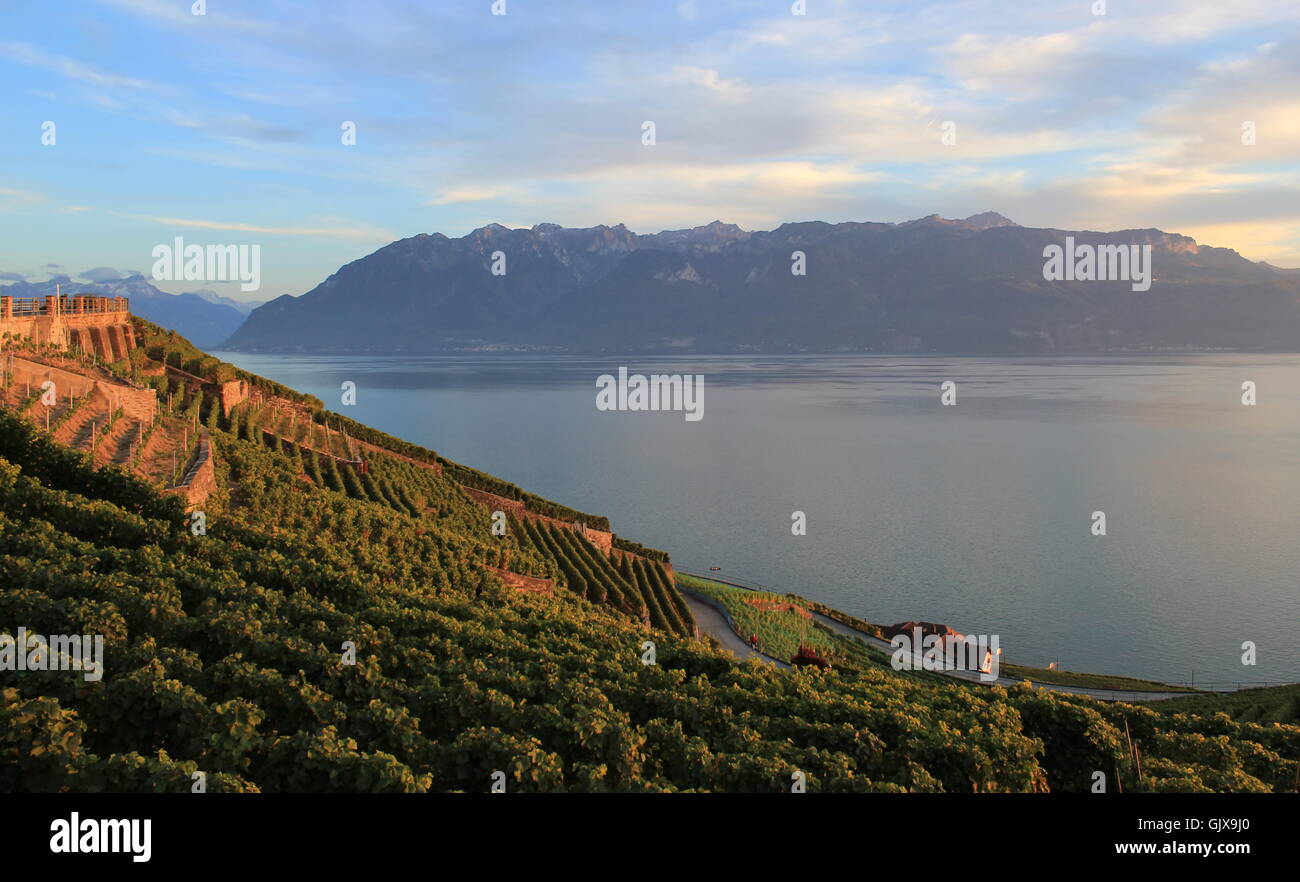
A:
216 352 1300 685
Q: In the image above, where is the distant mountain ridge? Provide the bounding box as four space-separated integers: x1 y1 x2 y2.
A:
189 288 266 316
1 275 247 349
222 213 1300 354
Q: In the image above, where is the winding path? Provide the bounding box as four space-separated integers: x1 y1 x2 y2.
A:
679 591 788 668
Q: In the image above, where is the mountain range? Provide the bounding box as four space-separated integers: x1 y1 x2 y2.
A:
222 212 1300 354
18 214 1299 355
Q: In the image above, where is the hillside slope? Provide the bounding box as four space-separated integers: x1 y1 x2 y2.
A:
1 328 1297 792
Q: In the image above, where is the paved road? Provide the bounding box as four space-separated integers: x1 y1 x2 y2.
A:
679 591 788 668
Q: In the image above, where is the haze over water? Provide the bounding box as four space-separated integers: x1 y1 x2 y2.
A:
219 352 1300 686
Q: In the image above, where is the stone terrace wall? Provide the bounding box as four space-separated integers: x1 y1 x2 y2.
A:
7 355 156 423
580 525 613 554
461 484 671 574
461 486 529 518
219 379 249 417
483 565 554 594
166 431 215 510
461 485 616 549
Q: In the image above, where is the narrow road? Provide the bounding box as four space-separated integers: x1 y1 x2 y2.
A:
679 591 788 667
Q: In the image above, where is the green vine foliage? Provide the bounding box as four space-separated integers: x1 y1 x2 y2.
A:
1 394 1296 794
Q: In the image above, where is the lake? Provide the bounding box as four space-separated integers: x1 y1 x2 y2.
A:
216 352 1300 686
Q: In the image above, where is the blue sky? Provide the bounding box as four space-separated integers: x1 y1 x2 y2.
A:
2 0 1298 301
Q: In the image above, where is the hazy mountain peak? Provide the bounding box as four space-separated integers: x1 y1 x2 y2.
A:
638 220 751 249
79 266 127 282
900 212 1018 230
961 211 1018 229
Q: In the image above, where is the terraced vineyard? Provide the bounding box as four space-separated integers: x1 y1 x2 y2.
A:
509 515 695 637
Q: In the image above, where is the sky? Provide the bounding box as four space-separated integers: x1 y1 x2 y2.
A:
1 0 1298 301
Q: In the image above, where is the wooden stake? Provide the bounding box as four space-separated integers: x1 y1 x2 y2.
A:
1122 717 1136 788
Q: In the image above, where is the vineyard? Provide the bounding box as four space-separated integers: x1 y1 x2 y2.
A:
1140 685 1300 726
1 331 1298 793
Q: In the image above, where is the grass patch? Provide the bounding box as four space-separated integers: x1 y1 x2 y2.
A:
999 663 1196 693
678 573 896 674
1138 684 1300 723
781 591 885 639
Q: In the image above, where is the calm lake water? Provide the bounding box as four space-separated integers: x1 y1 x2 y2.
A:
216 352 1300 686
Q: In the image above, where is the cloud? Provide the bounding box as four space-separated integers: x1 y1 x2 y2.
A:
728 11 892 59
5 0 1300 287
1114 0 1300 46
673 66 748 97
101 0 272 34
0 188 47 213
0 272 27 281
117 213 398 242
0 41 155 90
1174 219 1300 265
79 266 125 281
1144 42 1300 165
425 186 517 206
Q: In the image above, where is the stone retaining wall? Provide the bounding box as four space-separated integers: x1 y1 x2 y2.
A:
483 565 555 594
166 430 215 509
459 485 622 558
6 355 156 422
